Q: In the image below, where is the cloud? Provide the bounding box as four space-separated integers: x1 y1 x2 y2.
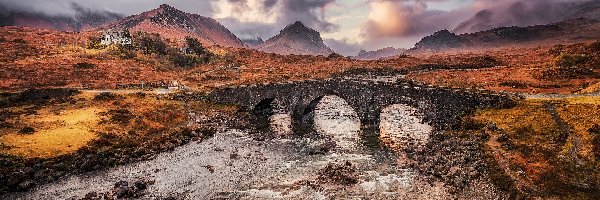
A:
0 0 79 16
355 0 597 51
212 0 337 40
218 18 281 40
454 0 599 33
324 34 426 56
323 38 363 56
0 0 338 45
2 0 597 54
213 0 279 23
0 0 216 17
360 0 471 39
283 0 337 31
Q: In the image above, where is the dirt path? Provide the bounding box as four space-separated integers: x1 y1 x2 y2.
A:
544 103 571 144
544 103 584 164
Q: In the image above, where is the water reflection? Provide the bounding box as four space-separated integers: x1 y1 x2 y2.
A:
269 112 292 137
379 104 432 151
313 95 361 150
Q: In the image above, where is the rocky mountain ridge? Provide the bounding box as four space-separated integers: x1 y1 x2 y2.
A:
453 0 600 34
257 21 334 56
353 47 406 60
411 18 600 52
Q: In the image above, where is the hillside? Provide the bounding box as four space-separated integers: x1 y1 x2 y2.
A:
411 18 600 52
0 26 423 91
101 4 244 48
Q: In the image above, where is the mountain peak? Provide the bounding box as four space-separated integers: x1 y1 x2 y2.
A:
358 49 368 56
258 21 334 56
154 4 182 14
282 21 312 33
289 21 306 28
272 21 323 44
433 29 453 36
158 4 174 10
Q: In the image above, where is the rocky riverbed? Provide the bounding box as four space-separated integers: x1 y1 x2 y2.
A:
4 94 505 199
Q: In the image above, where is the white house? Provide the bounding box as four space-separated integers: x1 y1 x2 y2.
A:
100 30 133 46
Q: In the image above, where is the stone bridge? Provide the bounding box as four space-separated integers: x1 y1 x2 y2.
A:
207 77 518 134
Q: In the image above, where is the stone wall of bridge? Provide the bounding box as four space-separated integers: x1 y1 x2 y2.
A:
206 78 520 132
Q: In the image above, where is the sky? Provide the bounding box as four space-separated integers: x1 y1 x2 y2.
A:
0 0 594 55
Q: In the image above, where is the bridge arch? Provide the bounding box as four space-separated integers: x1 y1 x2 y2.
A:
250 98 293 137
292 94 344 133
293 95 361 150
252 98 278 117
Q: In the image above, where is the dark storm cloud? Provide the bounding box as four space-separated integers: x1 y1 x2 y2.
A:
0 0 78 16
216 0 337 42
0 0 336 42
263 0 278 8
0 0 216 17
284 0 337 31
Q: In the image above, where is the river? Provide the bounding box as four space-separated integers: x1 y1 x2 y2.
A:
6 94 501 199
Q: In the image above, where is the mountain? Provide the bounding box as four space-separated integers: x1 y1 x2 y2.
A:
453 0 600 34
413 30 470 51
411 18 600 52
101 4 244 48
462 18 600 46
241 37 264 48
257 21 334 56
571 1 600 19
452 9 495 35
0 3 122 32
353 47 406 60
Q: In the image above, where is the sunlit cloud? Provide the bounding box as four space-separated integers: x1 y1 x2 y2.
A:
212 0 280 23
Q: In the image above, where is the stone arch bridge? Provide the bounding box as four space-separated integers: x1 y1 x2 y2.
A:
206 78 518 133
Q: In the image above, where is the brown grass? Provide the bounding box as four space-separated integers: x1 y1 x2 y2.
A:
471 97 600 198
407 42 600 94
0 91 189 158
0 107 102 158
